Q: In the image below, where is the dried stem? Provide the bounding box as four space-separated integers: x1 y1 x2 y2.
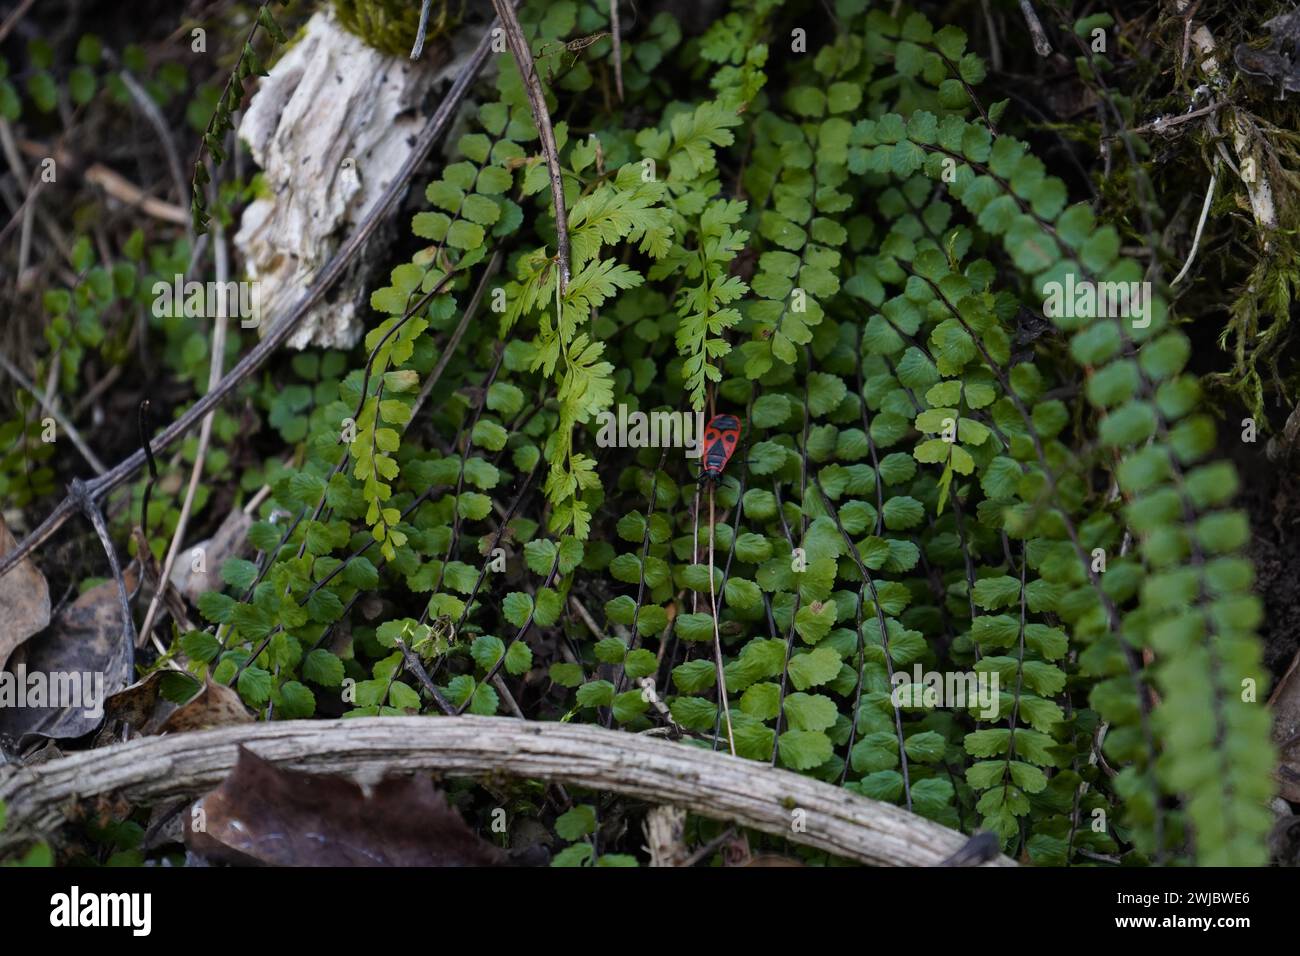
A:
137 193 230 647
609 0 624 101
411 0 435 60
489 0 571 293
1018 0 1052 57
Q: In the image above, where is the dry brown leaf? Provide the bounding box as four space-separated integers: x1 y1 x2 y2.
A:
102 673 251 737
168 506 252 605
185 747 511 866
0 566 136 744
100 670 172 733
0 515 51 672
159 678 253 734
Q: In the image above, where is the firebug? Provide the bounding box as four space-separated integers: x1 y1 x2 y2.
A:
698 414 742 484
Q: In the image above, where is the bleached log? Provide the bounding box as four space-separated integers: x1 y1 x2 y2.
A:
235 7 474 348
0 716 1014 867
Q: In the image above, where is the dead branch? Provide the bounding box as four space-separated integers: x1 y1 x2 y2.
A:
116 66 190 236
609 0 624 101
66 478 136 652
412 0 436 59
0 716 1015 867
0 0 35 46
490 0 571 293
15 138 188 225
1018 1 1052 57
136 194 230 648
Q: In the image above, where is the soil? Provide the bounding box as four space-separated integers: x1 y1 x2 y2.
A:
1228 418 1300 680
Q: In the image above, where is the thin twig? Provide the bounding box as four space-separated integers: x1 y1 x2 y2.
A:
11 138 34 282
609 0 624 101
1179 0 1203 72
68 478 136 652
570 597 603 640
706 484 736 756
411 0 436 59
0 118 25 189
13 136 189 225
492 674 526 719
490 0 571 293
980 0 1002 72
683 826 738 867
0 0 35 45
137 188 230 647
409 250 502 423
465 552 560 713
1171 162 1217 286
1121 102 1219 138
117 67 192 245
0 122 47 251
394 637 456 715
137 399 159 538
70 363 123 420
0 350 108 475
1018 0 1052 57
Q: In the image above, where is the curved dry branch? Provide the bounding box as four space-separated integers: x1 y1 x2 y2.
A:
0 716 1014 867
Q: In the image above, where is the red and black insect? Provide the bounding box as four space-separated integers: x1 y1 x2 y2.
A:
698 414 743 484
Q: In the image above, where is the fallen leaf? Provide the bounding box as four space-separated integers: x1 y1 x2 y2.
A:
1233 10 1300 96
0 516 51 671
0 566 136 744
185 747 511 866
100 670 172 734
159 678 252 734
132 528 194 647
141 800 189 852
101 670 251 737
169 506 252 604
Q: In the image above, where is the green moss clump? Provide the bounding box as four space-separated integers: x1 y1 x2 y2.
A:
332 0 457 57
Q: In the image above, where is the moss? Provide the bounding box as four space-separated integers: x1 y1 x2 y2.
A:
1059 1 1300 430
332 0 459 58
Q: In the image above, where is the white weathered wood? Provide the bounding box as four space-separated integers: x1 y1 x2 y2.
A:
1185 17 1276 232
235 7 475 348
0 716 1013 866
